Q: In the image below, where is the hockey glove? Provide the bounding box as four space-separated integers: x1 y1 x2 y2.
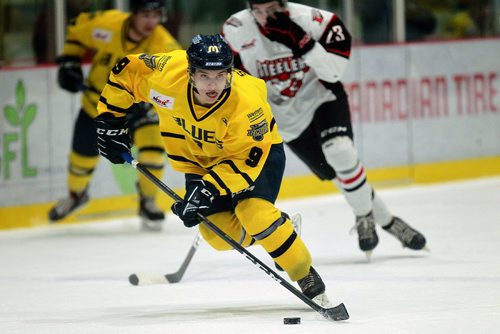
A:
265 11 315 57
56 55 83 93
172 179 219 228
95 113 131 164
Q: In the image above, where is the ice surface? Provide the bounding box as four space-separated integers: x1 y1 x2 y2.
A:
1 177 499 334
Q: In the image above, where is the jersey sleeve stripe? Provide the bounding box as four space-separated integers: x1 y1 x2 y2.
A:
324 48 351 58
138 162 164 170
98 96 130 114
66 39 89 49
138 146 165 153
161 132 185 139
166 154 202 167
318 14 352 59
85 81 102 95
107 79 134 96
270 117 276 131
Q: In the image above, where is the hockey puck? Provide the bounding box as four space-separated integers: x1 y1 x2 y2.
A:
283 317 301 325
128 273 139 286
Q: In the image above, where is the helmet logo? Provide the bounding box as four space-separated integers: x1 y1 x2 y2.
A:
208 45 220 53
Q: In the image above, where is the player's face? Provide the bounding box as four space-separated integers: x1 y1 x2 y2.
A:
192 69 230 106
250 1 285 26
131 10 161 37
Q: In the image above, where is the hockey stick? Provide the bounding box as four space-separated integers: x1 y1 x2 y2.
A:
121 152 349 321
128 233 202 285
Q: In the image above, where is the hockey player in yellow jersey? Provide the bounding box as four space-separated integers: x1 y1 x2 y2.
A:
49 0 182 231
95 34 333 306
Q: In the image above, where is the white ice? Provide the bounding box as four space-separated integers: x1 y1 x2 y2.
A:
1 177 500 334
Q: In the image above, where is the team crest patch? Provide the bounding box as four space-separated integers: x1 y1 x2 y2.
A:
92 28 112 42
150 89 174 109
247 120 268 142
156 55 171 71
139 54 157 69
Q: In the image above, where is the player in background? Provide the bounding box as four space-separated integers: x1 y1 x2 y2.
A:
49 0 181 231
95 34 333 307
222 0 427 258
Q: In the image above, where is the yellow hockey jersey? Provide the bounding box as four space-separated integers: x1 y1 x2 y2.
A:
63 9 181 117
97 50 283 195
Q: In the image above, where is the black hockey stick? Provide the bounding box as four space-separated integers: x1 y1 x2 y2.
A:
128 233 202 285
121 153 349 321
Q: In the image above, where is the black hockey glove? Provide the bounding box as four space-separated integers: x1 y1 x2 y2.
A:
171 179 219 228
265 11 315 57
56 55 83 93
95 113 131 164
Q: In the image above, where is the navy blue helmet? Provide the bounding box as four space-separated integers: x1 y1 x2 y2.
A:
187 34 234 89
187 34 234 72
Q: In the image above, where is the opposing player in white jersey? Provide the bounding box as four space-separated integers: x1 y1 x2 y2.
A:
222 0 427 258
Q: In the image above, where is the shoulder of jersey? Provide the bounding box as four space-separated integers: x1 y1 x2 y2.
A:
75 9 127 29
233 72 268 104
222 9 254 34
222 10 259 51
128 49 186 73
223 8 252 26
234 70 265 87
94 9 128 24
288 3 334 33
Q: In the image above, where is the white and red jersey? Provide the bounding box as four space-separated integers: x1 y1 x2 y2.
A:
222 2 351 141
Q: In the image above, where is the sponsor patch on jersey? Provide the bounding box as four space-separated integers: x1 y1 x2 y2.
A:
247 108 264 122
247 120 268 142
150 89 174 109
312 9 324 24
139 54 157 70
92 28 112 42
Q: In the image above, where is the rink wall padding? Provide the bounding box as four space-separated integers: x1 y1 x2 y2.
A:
1 156 499 230
1 38 499 230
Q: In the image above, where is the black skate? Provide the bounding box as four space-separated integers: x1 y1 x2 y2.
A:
275 213 302 271
383 216 427 250
139 195 165 232
352 211 379 259
49 191 89 221
297 266 332 307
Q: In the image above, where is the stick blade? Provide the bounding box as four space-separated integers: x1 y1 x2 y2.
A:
128 273 170 286
164 272 183 284
322 303 349 321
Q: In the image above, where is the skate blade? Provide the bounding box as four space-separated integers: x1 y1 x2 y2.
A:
365 250 373 262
